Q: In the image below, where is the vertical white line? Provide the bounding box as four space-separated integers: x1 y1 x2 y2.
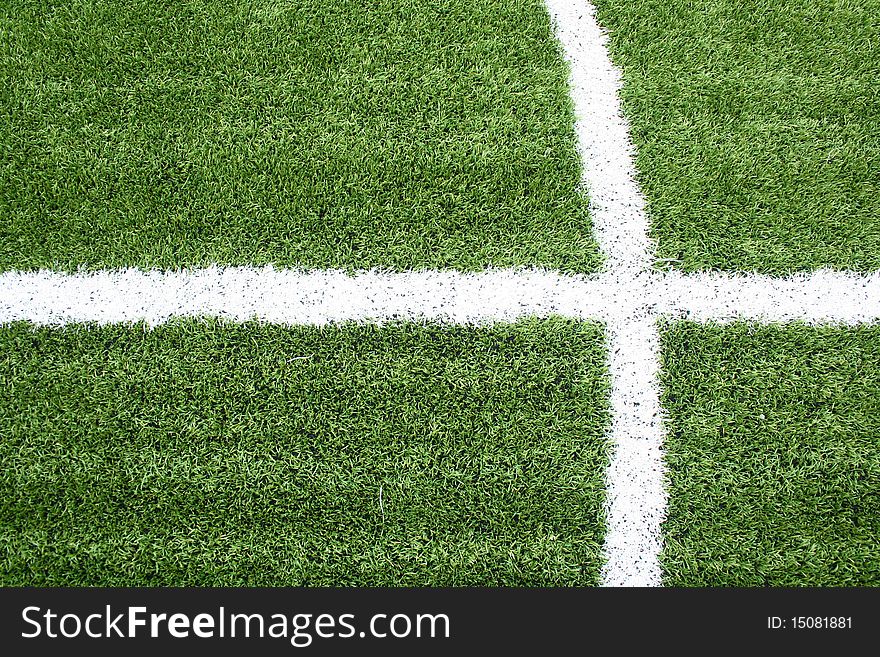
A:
543 0 655 277
601 317 666 586
544 0 668 585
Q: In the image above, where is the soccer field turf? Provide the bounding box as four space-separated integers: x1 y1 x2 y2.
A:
0 0 599 272
594 0 880 273
660 323 880 586
0 319 610 586
0 0 878 589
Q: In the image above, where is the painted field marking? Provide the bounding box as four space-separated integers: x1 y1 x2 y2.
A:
3 268 878 328
2 265 878 590
544 0 880 586
1 0 878 586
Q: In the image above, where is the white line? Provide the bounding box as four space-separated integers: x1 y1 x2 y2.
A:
544 0 655 277
545 0 667 586
601 317 666 586
5 268 879 327
661 270 880 325
0 267 609 326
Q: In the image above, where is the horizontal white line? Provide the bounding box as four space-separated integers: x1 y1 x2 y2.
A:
2 267 878 326
0 267 603 326
661 269 880 325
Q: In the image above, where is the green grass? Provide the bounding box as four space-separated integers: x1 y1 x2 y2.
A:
660 322 880 586
594 0 880 274
0 318 610 586
0 0 600 273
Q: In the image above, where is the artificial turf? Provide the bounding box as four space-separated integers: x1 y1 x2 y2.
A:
0 318 610 586
594 0 880 274
660 322 880 586
0 0 600 273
